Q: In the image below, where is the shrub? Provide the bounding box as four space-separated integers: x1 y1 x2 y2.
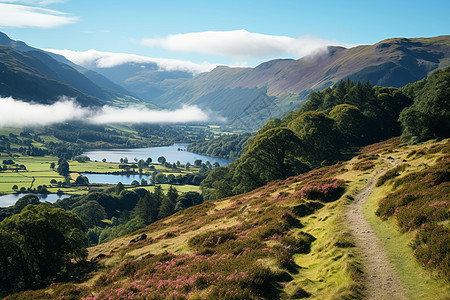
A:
376 164 407 187
299 178 346 202
411 223 450 278
292 201 324 217
352 161 375 171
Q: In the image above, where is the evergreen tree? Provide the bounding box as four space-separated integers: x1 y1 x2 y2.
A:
158 186 178 219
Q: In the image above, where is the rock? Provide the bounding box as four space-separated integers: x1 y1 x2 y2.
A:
130 233 147 244
90 253 106 262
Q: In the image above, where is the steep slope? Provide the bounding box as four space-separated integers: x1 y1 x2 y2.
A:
0 32 146 107
0 45 103 106
154 36 450 124
8 138 448 299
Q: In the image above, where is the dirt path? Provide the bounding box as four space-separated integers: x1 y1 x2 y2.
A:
345 159 408 300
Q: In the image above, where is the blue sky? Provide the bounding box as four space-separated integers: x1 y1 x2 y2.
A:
0 0 449 71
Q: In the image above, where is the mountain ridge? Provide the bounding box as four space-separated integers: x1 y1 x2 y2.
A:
0 32 146 107
153 35 450 124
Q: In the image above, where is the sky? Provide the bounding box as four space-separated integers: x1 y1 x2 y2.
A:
0 0 449 72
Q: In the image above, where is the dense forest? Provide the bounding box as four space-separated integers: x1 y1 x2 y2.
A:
187 133 251 159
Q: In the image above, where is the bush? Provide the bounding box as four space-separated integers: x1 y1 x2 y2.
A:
299 178 346 202
376 164 407 187
411 223 450 278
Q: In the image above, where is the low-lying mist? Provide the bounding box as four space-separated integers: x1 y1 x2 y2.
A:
0 96 211 127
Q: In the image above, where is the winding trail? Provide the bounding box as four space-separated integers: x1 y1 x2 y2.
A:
345 159 407 300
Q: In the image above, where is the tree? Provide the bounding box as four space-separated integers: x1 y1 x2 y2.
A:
14 194 40 212
102 158 106 163
232 127 305 194
167 174 175 184
74 175 90 186
399 66 450 142
155 173 167 184
141 178 148 186
288 111 342 167
194 159 202 167
175 192 203 211
57 160 69 176
50 162 55 169
146 157 152 164
12 184 18 191
115 182 125 194
133 191 155 225
72 201 107 228
131 180 140 187
329 104 369 145
158 186 178 219
157 156 166 164
138 159 145 174
152 185 164 221
0 205 87 295
201 167 233 201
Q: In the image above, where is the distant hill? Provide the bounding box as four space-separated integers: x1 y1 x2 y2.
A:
0 45 103 106
0 32 147 107
153 36 450 127
81 61 193 102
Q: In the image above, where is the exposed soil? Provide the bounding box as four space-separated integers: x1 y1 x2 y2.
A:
345 159 408 299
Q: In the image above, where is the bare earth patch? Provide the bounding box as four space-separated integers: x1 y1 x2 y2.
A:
346 159 408 300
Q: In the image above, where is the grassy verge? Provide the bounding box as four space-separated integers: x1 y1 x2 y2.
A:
363 186 449 299
362 141 450 300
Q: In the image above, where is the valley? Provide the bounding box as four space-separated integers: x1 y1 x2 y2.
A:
0 21 449 300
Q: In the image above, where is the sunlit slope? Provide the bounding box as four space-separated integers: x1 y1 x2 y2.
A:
7 138 448 299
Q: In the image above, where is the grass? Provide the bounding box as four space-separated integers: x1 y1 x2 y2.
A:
361 140 450 300
0 155 63 193
364 186 449 299
4 138 448 299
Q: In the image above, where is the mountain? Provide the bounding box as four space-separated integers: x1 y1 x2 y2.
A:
0 32 147 107
153 36 450 127
83 61 193 102
0 45 103 106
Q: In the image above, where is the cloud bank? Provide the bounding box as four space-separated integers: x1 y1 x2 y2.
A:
0 3 77 28
45 49 219 74
0 96 210 127
141 29 348 58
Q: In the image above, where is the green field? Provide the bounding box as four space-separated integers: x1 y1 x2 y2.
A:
0 155 63 193
1 152 201 195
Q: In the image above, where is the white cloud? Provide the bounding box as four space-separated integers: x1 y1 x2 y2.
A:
0 3 77 28
140 29 348 58
0 96 211 127
45 48 219 74
89 105 210 124
0 96 87 127
0 0 67 6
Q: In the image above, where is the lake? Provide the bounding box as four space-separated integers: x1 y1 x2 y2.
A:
81 173 151 185
0 193 71 207
82 144 232 166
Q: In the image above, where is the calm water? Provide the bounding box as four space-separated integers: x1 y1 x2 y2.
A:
82 144 232 166
81 173 151 185
0 193 71 207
